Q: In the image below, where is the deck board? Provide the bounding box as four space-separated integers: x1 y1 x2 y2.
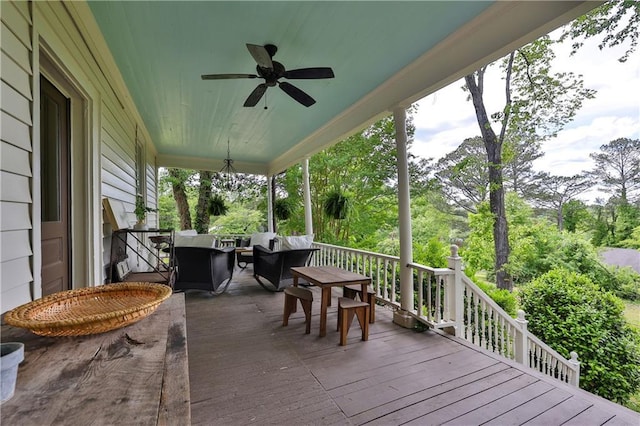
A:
186 268 640 425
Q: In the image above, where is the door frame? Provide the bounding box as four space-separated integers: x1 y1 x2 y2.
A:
34 45 101 298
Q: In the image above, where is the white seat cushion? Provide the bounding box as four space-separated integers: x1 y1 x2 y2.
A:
280 234 314 250
249 232 276 248
174 234 217 248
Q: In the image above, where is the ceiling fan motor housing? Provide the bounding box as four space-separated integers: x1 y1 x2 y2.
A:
258 61 286 86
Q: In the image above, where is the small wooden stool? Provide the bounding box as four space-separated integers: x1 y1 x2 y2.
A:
337 297 369 346
343 284 376 323
283 287 313 334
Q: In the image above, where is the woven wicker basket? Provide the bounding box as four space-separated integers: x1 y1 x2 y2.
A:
4 282 172 337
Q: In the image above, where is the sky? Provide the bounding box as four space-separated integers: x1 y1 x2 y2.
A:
410 29 640 203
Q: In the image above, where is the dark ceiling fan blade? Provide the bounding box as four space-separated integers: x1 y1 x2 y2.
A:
201 73 258 80
243 83 268 107
246 44 273 69
279 82 315 107
283 67 335 79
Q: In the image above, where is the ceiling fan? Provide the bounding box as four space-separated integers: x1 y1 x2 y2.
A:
201 44 335 108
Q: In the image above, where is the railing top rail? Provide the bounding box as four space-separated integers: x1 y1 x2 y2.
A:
312 242 400 262
527 328 577 368
407 262 455 276
461 274 522 328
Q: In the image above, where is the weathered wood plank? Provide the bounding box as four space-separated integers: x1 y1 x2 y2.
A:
443 380 555 425
1 295 188 425
333 348 502 417
484 387 573 425
157 294 190 426
398 374 540 425
184 271 639 425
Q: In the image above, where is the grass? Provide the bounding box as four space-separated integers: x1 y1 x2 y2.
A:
623 300 640 330
623 300 640 413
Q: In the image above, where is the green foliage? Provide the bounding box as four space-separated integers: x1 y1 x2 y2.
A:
602 265 640 301
209 205 263 234
134 194 157 222
274 198 294 221
208 194 228 216
561 0 640 63
473 278 518 316
464 192 640 301
563 199 592 232
589 138 640 203
323 190 350 220
461 201 495 274
590 197 640 247
621 225 640 249
519 268 640 404
413 237 449 269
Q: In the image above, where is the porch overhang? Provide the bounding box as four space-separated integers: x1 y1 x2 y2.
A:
82 1 600 176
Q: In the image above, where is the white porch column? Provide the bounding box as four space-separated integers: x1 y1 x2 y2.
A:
302 158 313 236
393 107 415 326
267 175 274 233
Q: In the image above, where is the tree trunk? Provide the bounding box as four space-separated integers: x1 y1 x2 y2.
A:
271 175 277 233
194 170 213 234
168 168 192 231
557 202 564 231
465 72 512 291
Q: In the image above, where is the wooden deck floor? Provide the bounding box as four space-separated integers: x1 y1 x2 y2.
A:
185 268 639 425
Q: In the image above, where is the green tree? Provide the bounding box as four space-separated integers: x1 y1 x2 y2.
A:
562 199 592 233
167 168 193 230
464 36 595 290
194 171 213 234
519 268 640 404
590 138 640 203
280 109 415 248
562 0 640 63
502 132 544 199
434 137 488 213
531 172 594 230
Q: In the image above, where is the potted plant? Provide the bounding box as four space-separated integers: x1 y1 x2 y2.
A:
134 195 157 230
208 194 229 216
323 190 350 220
274 198 294 220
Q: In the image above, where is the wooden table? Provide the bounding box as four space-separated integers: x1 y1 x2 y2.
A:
290 266 372 337
0 293 189 425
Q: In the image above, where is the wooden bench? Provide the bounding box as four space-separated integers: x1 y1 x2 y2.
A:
337 297 369 346
283 287 313 334
343 284 376 323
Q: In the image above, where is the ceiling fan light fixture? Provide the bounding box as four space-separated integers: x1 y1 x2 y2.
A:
202 43 334 107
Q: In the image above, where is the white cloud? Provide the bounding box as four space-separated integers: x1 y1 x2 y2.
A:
410 31 640 203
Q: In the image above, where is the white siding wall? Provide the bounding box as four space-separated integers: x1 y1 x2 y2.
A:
0 0 159 313
1 0 35 312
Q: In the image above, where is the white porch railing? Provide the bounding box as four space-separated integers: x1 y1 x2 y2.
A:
311 242 581 387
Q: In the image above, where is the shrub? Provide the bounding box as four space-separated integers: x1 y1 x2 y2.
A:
519 268 640 404
474 280 517 316
413 237 449 268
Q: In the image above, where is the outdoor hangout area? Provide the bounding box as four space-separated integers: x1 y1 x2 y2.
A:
2 1 640 424
3 232 638 424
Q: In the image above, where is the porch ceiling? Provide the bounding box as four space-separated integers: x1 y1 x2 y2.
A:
87 1 599 176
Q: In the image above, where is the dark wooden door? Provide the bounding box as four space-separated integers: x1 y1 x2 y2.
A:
40 76 70 296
